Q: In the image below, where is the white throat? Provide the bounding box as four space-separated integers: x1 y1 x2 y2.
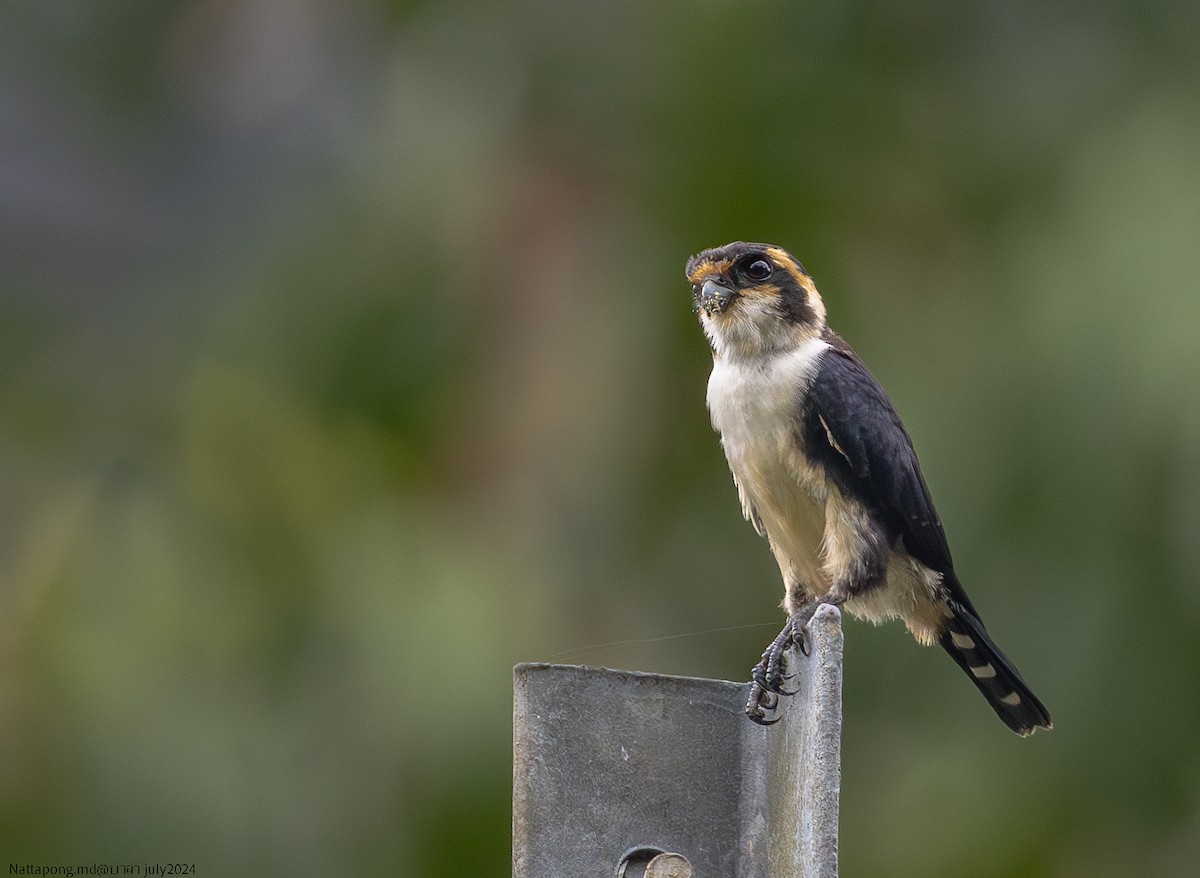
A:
701 298 825 363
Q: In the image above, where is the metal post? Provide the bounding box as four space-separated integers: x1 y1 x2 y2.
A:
513 604 843 878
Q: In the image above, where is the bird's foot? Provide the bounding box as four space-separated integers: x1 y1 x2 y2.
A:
744 609 815 725
745 682 781 725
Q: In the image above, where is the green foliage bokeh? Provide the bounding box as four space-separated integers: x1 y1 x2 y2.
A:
2 1 1200 875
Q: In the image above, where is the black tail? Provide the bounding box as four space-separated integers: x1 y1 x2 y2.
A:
939 602 1052 736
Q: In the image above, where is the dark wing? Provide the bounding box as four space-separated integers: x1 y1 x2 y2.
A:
806 338 1048 729
804 337 957 580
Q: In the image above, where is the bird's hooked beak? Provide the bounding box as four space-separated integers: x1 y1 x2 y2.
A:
698 278 736 316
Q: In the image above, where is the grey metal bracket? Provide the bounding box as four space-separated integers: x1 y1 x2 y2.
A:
513 603 843 878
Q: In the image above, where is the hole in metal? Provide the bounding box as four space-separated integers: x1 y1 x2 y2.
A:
615 846 667 878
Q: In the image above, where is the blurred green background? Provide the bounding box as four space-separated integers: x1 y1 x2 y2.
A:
2 1 1199 875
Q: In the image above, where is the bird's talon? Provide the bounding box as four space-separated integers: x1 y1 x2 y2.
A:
743 611 817 722
745 683 782 725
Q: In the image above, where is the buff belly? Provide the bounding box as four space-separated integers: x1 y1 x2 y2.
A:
727 436 947 647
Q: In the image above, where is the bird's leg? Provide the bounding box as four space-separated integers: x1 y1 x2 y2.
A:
745 585 852 725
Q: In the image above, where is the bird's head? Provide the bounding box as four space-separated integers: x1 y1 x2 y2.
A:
685 242 827 358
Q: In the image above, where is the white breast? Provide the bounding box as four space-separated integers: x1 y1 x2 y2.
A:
707 338 832 588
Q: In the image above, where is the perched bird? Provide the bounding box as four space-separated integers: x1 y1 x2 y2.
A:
686 241 1051 736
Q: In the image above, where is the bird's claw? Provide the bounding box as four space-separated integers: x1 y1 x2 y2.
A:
744 614 811 723
758 617 804 687
745 682 782 725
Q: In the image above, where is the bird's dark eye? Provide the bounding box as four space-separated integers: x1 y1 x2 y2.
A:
744 259 772 281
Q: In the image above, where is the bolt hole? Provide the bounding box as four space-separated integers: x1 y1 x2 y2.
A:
615 846 666 878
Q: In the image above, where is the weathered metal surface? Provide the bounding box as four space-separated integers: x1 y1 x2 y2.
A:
513 604 843 877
